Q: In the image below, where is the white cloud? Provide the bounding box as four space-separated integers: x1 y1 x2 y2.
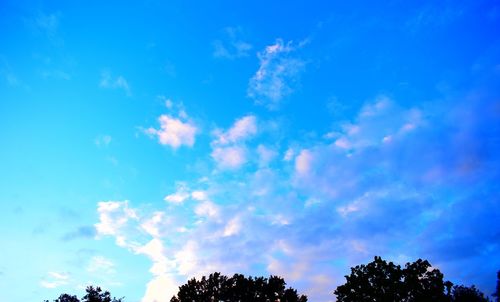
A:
223 216 241 237
191 190 208 201
211 146 247 169
142 275 179 302
94 201 138 248
283 148 295 161
99 71 131 96
40 271 69 289
295 149 313 175
140 212 167 237
93 91 500 302
136 239 176 276
146 114 197 149
164 184 190 204
247 39 305 109
210 115 259 169
331 96 424 151
194 201 219 219
213 115 257 145
174 240 200 277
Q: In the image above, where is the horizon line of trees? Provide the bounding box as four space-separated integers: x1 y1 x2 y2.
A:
44 256 500 302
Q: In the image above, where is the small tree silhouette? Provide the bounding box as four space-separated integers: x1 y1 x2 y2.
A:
44 286 123 302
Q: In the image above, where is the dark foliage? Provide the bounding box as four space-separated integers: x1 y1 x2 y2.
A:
451 285 490 302
494 271 500 302
334 256 490 302
170 272 307 302
54 294 80 302
44 286 123 302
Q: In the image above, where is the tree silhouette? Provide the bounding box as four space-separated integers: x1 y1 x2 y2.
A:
494 271 500 302
54 294 80 302
170 272 307 302
334 256 451 302
451 285 490 302
82 286 123 302
334 256 492 302
44 286 123 302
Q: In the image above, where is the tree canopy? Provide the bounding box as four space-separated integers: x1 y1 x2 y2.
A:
43 260 496 302
170 272 307 302
450 285 489 302
44 286 123 302
494 271 500 302
334 256 490 302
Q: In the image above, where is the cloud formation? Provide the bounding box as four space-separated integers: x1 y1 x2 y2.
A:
40 272 70 289
99 71 131 96
95 89 500 301
145 104 197 149
210 115 258 169
212 115 257 145
248 39 305 109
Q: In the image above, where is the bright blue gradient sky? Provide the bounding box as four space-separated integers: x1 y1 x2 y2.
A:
1 1 499 301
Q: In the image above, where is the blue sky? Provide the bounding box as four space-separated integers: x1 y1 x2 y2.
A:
1 1 499 301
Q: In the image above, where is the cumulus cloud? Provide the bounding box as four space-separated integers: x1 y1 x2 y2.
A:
248 39 305 109
95 90 500 301
94 201 138 248
142 274 179 302
194 201 219 219
99 71 131 96
211 146 247 169
294 149 313 175
146 110 197 149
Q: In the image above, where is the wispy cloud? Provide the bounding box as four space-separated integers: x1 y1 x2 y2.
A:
248 39 305 110
1 58 26 88
164 183 190 204
35 12 60 37
99 71 131 96
212 115 257 145
95 135 112 147
213 27 252 59
210 115 258 169
87 256 115 275
40 271 70 289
